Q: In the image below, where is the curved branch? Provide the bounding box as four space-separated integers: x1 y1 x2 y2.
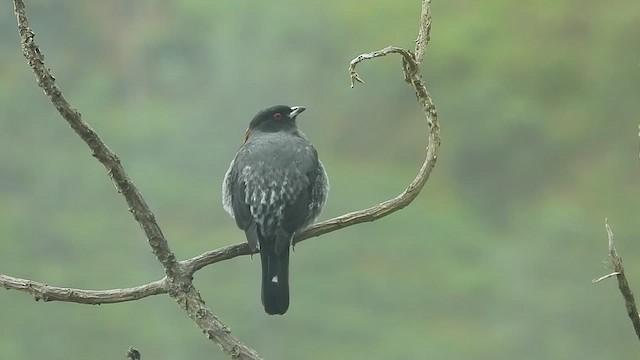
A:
0 274 167 304
183 0 439 275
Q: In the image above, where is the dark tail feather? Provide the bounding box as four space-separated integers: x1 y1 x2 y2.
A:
260 246 290 315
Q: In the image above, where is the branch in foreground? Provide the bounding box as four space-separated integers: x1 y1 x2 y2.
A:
0 274 166 304
593 220 640 341
13 1 261 359
13 0 177 279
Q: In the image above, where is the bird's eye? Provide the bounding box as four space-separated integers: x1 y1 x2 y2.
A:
273 113 282 120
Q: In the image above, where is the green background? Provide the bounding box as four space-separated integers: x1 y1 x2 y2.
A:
1 0 639 359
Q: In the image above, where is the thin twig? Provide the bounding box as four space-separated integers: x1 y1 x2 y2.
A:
348 46 414 88
592 272 621 283
414 0 432 64
594 220 640 341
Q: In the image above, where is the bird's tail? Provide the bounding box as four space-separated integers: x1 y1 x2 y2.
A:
260 243 290 315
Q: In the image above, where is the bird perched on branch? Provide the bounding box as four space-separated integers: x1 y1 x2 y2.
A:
222 105 329 315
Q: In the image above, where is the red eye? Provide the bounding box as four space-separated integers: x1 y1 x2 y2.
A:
273 113 282 120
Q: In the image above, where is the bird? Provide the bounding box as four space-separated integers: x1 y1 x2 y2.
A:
222 105 329 315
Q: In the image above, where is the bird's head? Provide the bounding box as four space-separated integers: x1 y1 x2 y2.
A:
244 105 306 142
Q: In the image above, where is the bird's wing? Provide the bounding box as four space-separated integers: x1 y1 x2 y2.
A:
309 160 329 220
275 144 328 253
223 155 259 250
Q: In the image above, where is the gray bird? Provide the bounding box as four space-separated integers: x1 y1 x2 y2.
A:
222 105 329 315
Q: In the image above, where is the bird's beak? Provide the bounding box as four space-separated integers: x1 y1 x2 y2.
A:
289 106 306 119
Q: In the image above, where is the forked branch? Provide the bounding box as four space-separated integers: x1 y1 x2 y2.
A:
12 1 261 359
6 1 438 359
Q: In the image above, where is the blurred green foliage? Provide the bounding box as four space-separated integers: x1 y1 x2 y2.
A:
1 1 639 359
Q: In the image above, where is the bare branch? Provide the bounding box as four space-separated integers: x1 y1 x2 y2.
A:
13 1 262 358
184 0 439 274
171 287 263 359
349 46 414 88
12 0 177 278
0 274 167 304
594 220 640 341
183 243 253 274
414 0 432 63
